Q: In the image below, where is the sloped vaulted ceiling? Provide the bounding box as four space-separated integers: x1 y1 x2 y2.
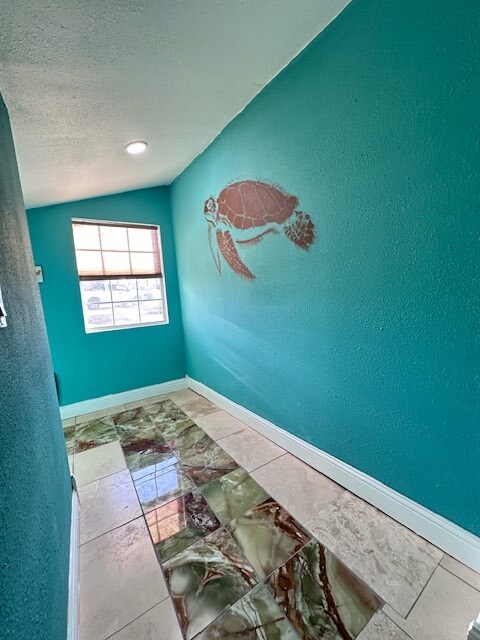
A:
0 0 351 207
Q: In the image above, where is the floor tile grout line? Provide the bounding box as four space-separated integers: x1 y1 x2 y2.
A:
103 598 169 639
399 553 443 620
76 464 129 489
438 561 480 594
380 608 415 640
79 512 145 548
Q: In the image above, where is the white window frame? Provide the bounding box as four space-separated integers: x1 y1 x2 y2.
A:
72 217 169 334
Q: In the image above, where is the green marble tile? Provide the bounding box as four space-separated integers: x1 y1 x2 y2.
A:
202 468 269 525
122 430 175 481
146 491 220 563
228 499 311 580
266 539 382 639
164 527 258 639
112 407 156 441
74 417 118 452
145 399 191 428
63 424 75 455
183 439 239 486
135 463 196 513
166 420 208 452
195 583 300 639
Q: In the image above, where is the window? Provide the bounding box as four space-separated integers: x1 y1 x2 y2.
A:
72 219 168 333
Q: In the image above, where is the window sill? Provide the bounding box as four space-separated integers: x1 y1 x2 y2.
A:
84 319 169 334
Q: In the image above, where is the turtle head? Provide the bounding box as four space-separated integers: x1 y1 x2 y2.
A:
204 196 218 222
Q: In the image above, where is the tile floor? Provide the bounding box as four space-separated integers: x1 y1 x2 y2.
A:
64 390 480 640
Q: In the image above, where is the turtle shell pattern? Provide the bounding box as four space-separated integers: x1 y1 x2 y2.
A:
217 181 298 230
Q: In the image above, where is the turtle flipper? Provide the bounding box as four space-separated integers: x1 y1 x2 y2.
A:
217 229 255 280
284 211 315 249
208 224 222 273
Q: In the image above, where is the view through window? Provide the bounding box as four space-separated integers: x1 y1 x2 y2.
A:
72 219 168 332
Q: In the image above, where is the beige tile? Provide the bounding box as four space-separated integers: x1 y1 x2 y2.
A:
180 397 220 419
251 454 344 524
168 388 201 406
75 404 127 425
440 554 480 591
79 517 168 640
126 394 169 410
195 410 247 441
219 427 285 472
357 610 412 639
108 599 183 640
79 470 142 544
385 566 480 640
305 492 442 616
75 441 127 487
68 454 74 474
62 416 75 428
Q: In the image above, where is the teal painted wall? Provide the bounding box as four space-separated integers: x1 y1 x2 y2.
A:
0 96 71 639
27 188 185 405
171 0 480 535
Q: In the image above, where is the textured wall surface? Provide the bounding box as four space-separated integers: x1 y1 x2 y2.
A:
0 96 71 639
27 188 186 405
171 0 480 535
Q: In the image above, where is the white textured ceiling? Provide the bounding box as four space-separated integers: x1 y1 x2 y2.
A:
0 0 350 208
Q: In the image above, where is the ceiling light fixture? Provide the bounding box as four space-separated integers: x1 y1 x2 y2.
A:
125 140 148 155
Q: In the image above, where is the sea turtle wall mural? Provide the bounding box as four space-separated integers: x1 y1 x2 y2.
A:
203 180 315 281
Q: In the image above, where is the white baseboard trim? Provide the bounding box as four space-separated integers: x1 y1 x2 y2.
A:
187 376 480 573
60 378 187 420
67 486 79 640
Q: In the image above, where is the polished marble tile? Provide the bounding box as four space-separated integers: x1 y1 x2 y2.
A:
228 498 310 580
109 599 183 640
181 439 239 486
164 527 258 639
195 583 300 640
195 410 247 441
440 554 480 591
164 419 209 453
202 468 269 525
68 454 74 474
112 407 155 441
79 517 168 640
357 610 412 640
146 398 191 428
63 424 76 455
122 430 173 480
76 404 127 424
219 428 285 472
305 492 442 617
78 469 142 544
267 538 381 639
384 566 480 640
146 491 221 563
180 397 220 420
75 416 118 453
75 441 127 487
62 416 76 428
125 393 170 410
251 453 344 524
135 463 196 513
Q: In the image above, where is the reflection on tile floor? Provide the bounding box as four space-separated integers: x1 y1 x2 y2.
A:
146 491 220 562
66 395 384 639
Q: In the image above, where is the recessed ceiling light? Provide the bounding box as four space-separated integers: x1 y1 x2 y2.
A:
125 141 148 155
